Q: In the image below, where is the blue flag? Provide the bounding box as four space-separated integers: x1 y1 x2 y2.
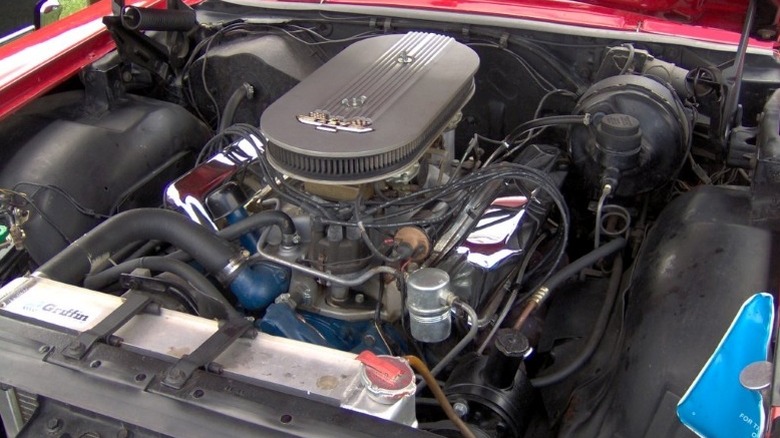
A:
677 293 775 437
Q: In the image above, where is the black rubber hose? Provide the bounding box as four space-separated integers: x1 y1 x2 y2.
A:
531 255 623 387
36 209 237 285
220 210 296 241
505 114 588 144
110 240 152 265
83 256 240 320
166 210 297 262
121 6 197 31
126 240 164 260
219 83 254 133
543 237 625 293
513 237 626 331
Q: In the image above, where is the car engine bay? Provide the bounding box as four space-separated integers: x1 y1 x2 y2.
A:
0 1 778 436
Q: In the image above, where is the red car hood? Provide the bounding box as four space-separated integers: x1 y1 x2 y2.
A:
570 0 765 34
0 0 776 123
279 0 775 35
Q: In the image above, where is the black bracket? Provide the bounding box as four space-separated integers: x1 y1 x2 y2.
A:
62 291 154 360
102 15 173 80
119 271 200 315
162 317 254 390
81 55 127 113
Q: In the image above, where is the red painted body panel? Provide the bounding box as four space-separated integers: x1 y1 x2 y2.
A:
580 0 753 31
287 0 771 43
0 1 114 122
0 0 194 122
0 0 773 122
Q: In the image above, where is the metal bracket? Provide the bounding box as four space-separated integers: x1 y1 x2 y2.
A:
112 0 125 16
119 271 198 315
102 16 172 80
162 317 254 390
81 56 127 114
499 32 509 49
382 18 392 33
461 25 471 42
62 291 153 360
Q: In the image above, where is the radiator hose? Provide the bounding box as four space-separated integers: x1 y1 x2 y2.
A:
35 208 290 312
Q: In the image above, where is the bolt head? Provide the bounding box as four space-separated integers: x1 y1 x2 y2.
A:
67 341 86 354
46 418 62 431
757 28 778 40
166 369 186 383
453 401 469 418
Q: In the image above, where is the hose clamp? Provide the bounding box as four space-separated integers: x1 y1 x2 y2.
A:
217 252 248 285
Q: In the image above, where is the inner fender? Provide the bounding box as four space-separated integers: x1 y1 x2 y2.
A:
0 91 211 265
560 185 776 437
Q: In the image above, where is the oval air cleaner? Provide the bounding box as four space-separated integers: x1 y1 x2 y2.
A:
261 32 479 184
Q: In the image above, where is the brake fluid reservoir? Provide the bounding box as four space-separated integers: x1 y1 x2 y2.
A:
406 268 452 343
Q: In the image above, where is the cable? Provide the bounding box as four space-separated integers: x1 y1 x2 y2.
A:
354 194 409 263
503 114 589 146
534 89 579 119
453 135 479 177
531 255 623 387
0 188 72 245
593 184 612 250
417 300 479 392
179 22 318 126
109 240 156 265
599 204 631 241
476 233 546 354
275 25 379 46
502 88 579 161
201 31 223 129
617 44 635 75
372 280 395 354
14 182 110 219
477 288 518 355
482 114 589 167
467 42 556 92
405 355 477 438
110 150 191 215
204 128 569 283
126 240 164 260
